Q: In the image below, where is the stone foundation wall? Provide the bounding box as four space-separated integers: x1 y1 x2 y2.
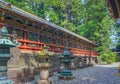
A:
7 47 61 82
8 67 35 84
7 47 37 83
7 47 97 83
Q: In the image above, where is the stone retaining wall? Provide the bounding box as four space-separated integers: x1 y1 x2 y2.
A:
7 47 97 83
8 67 35 84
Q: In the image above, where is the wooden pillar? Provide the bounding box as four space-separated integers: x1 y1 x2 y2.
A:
0 11 5 28
52 35 55 51
74 43 76 48
23 30 27 48
0 22 3 28
1 11 5 22
40 33 42 49
61 38 64 52
68 40 70 47
22 20 28 49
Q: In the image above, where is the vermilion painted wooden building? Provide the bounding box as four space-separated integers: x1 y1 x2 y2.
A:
0 1 98 57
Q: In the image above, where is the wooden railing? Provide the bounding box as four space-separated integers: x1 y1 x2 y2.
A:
4 19 98 56
17 39 98 56
17 39 42 52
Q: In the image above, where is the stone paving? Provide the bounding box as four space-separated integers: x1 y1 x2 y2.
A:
21 63 120 84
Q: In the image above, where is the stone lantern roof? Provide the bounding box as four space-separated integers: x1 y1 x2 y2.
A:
0 26 15 48
63 47 71 56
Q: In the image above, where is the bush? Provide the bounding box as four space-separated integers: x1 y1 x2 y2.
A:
99 51 117 64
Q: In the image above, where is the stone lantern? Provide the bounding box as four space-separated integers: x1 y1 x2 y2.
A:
84 56 89 67
78 57 84 68
88 57 93 66
70 54 77 70
59 47 74 80
59 55 65 73
0 27 16 84
37 45 54 84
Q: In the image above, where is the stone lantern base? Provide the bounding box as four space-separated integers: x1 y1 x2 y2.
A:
37 63 52 84
59 63 65 73
37 80 52 84
59 69 75 80
88 62 93 66
70 66 77 70
70 61 77 70
78 61 84 68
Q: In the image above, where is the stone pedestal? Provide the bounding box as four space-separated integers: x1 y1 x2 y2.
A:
84 57 88 67
78 57 84 68
70 59 76 70
37 80 51 84
59 63 65 73
79 61 84 68
37 63 52 84
92 57 96 65
86 57 89 67
89 57 93 66
37 69 51 84
40 69 49 80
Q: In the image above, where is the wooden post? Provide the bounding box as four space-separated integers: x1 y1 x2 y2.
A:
52 35 55 51
0 22 3 28
23 30 27 48
1 11 5 22
40 33 42 49
0 11 5 28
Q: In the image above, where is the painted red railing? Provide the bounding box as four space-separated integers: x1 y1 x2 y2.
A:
17 39 98 56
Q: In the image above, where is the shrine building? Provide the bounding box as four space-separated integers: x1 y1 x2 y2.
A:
105 0 120 19
105 0 120 58
0 1 98 57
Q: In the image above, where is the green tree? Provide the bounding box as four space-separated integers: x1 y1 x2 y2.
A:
5 0 117 63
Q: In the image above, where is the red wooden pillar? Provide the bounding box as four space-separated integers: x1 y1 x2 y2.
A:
90 50 91 56
0 22 3 28
23 30 27 48
40 34 42 49
60 38 63 52
68 41 71 51
0 11 5 28
52 35 55 51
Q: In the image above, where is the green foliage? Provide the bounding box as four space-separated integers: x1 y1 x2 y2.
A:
99 50 117 64
5 0 118 63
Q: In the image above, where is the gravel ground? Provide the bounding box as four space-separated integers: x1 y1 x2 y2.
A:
21 63 120 84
